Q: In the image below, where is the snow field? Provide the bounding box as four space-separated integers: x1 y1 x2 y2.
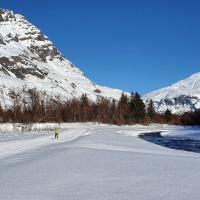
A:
0 123 200 200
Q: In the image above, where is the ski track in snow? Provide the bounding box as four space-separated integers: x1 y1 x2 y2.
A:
0 124 92 159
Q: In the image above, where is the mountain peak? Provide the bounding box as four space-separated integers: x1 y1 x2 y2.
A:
0 9 123 107
0 9 19 22
143 72 200 114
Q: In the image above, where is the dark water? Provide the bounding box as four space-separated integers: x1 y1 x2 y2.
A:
139 132 200 153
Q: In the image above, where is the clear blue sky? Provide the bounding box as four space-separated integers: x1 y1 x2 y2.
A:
1 0 200 94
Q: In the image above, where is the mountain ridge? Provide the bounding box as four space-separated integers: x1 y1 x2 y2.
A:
143 72 200 114
0 8 124 107
0 8 199 115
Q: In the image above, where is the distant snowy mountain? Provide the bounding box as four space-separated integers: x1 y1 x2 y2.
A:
0 9 123 107
143 72 200 114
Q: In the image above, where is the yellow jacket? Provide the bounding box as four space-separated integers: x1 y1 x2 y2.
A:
55 128 60 135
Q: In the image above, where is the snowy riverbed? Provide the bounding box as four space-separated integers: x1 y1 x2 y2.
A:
0 123 200 200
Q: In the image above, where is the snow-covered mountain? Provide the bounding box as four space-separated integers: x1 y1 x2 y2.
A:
143 72 200 114
0 9 123 107
1 8 199 115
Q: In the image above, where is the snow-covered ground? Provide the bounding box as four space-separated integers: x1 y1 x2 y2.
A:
0 123 200 200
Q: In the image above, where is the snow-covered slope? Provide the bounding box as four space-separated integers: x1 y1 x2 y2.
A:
0 9 123 106
143 72 200 114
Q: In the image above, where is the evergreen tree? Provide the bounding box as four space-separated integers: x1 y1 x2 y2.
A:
165 109 172 122
128 92 136 121
129 92 146 123
0 104 3 123
80 93 90 122
110 99 117 124
147 100 156 120
81 93 89 106
119 92 129 105
190 109 200 125
118 93 129 124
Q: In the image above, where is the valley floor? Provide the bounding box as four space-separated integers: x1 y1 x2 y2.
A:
0 123 200 200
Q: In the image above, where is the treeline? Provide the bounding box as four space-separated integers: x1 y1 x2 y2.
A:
0 89 199 125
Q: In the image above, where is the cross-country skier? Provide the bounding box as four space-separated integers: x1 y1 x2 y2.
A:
54 127 60 139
